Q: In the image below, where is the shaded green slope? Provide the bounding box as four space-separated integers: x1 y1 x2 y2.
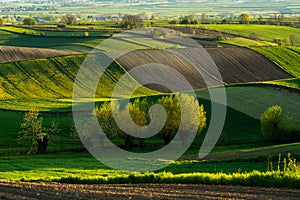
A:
0 29 103 49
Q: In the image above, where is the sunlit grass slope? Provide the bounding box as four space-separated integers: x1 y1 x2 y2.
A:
251 46 300 77
0 54 158 108
197 24 300 42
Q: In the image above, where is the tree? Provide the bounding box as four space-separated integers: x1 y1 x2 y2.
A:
120 14 143 29
239 13 251 24
23 17 36 25
0 18 4 27
179 94 206 147
261 106 300 143
261 105 283 142
179 15 199 25
18 109 59 153
93 101 120 144
65 14 76 25
127 98 149 148
201 13 206 24
156 94 206 146
156 95 180 145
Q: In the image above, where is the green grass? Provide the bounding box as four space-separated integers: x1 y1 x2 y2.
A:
0 54 157 103
0 26 110 37
221 37 278 47
0 152 300 188
0 29 104 49
251 46 300 77
196 24 300 43
266 78 300 90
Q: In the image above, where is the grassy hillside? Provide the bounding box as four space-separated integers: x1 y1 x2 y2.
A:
0 27 110 37
0 54 158 105
0 29 104 49
251 46 300 77
197 24 300 43
221 37 278 47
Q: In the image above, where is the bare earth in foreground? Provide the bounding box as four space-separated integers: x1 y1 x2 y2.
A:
0 182 300 200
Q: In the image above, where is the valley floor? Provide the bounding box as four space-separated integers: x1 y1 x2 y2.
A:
0 181 300 200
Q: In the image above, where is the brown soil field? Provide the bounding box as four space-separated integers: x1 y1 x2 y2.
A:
0 181 299 200
116 48 292 92
0 46 78 63
206 48 292 84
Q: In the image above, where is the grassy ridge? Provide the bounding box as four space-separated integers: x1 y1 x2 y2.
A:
266 78 300 90
251 46 300 77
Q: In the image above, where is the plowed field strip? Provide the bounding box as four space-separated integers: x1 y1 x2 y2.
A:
0 46 78 63
0 182 299 200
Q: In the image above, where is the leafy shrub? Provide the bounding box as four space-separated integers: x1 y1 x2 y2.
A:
261 105 299 143
83 32 89 37
57 24 66 28
23 17 36 26
249 32 260 40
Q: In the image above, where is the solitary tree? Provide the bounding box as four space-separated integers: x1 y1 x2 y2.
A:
23 17 36 25
261 105 283 142
18 109 59 153
65 14 76 25
239 13 251 24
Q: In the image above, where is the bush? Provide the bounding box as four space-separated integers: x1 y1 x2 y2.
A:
83 32 89 37
57 24 66 28
261 105 283 142
261 105 299 143
249 32 260 40
23 17 36 26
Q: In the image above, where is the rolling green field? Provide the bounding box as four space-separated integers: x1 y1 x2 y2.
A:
251 46 300 77
221 37 278 47
0 22 300 188
0 27 110 37
196 24 300 43
0 29 104 49
0 54 157 103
